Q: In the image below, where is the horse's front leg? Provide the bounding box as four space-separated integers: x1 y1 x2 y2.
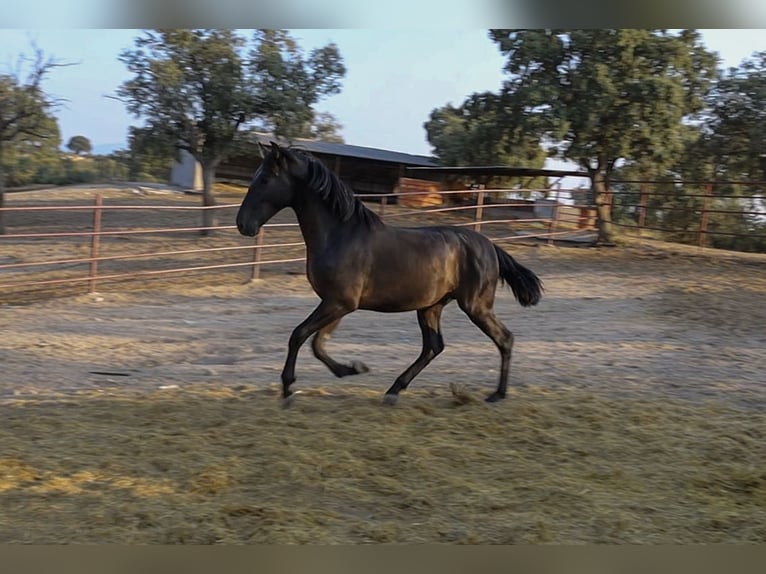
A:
281 300 353 401
312 318 370 377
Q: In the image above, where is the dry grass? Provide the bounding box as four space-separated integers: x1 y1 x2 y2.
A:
1 385 763 544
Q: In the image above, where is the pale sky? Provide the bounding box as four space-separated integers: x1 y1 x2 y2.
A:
0 29 764 157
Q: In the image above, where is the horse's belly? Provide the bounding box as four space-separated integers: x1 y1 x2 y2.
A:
358 268 456 312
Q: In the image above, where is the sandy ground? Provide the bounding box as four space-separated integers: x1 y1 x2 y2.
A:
2 240 765 410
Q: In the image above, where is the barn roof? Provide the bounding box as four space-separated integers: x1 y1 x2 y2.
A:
254 133 438 167
405 165 590 179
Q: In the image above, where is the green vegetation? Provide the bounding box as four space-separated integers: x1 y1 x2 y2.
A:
0 46 69 234
115 29 346 233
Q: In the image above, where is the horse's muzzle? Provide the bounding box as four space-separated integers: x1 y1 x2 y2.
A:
237 222 257 237
236 212 258 237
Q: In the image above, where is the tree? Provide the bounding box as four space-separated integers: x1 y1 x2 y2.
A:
66 135 92 155
299 111 344 143
249 30 346 140
0 46 67 234
124 126 178 182
699 52 766 252
4 115 64 186
116 29 346 234
703 51 766 183
488 29 718 243
424 91 548 190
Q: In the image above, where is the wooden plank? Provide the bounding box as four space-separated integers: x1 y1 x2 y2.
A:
396 177 443 207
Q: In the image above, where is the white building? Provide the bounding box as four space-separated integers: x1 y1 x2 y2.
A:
169 150 203 191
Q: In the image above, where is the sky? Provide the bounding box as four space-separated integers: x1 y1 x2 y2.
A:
0 29 764 159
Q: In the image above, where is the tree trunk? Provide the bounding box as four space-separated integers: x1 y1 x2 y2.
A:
200 163 218 236
591 169 614 245
0 144 5 236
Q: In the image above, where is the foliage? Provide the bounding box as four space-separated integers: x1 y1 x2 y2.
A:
485 29 718 242
122 126 178 182
297 111 344 143
115 29 346 233
702 51 766 185
615 51 766 253
66 135 92 155
248 30 346 141
0 45 69 233
424 91 548 191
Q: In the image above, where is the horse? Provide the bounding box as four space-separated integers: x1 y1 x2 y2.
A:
236 141 543 405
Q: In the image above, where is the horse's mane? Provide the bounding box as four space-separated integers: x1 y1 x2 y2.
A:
288 148 383 227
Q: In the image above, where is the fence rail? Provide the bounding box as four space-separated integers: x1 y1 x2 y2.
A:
4 179 762 302
1 187 597 300
606 182 766 249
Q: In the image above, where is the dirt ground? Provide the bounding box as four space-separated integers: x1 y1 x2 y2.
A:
1 185 765 543
3 234 765 408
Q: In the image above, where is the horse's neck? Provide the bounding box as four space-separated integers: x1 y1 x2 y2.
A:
292 192 347 256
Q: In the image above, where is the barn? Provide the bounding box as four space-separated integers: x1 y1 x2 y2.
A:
170 133 590 212
214 134 440 196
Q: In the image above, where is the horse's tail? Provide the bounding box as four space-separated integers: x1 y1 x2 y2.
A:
493 244 543 307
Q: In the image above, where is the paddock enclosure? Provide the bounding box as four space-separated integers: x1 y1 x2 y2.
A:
1 186 764 543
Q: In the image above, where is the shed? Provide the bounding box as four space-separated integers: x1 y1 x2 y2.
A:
216 134 439 197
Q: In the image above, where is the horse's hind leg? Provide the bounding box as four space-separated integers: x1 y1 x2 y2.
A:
383 302 445 404
311 319 369 377
459 294 514 403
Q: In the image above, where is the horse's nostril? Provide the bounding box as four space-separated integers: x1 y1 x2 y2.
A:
237 222 256 237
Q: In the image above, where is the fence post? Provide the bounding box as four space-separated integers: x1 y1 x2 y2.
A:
474 187 485 232
637 183 648 233
547 189 560 245
88 193 103 294
699 183 712 248
379 195 387 217
607 186 614 221
250 227 265 281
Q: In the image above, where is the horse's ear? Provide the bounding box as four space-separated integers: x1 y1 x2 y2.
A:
270 141 281 160
257 141 268 159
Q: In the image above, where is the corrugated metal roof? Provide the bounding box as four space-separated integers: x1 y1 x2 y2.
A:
254 133 438 167
406 165 590 178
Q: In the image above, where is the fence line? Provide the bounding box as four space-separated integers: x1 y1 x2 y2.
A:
0 242 306 271
8 179 760 301
607 184 766 248
1 186 594 298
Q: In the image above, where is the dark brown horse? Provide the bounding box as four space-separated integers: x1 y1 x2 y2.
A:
236 142 543 404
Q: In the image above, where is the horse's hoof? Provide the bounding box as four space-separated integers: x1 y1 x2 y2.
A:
485 392 505 403
382 393 398 406
282 392 299 408
351 360 370 374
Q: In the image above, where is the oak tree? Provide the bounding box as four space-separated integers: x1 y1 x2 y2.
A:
488 29 718 243
116 29 346 234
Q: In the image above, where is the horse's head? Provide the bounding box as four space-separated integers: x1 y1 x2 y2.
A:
236 141 308 237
